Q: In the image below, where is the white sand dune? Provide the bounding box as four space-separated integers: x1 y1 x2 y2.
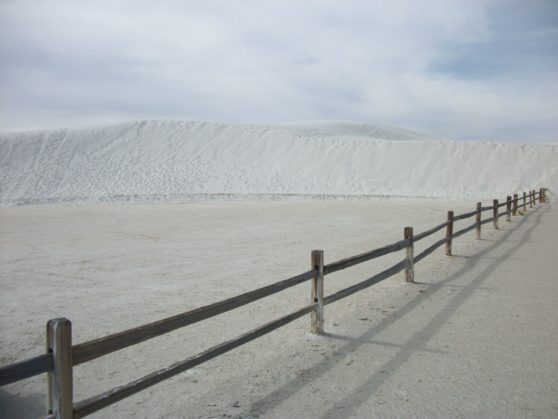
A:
1 120 556 206
1 120 557 418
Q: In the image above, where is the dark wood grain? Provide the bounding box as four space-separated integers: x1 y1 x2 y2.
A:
452 222 477 239
323 260 408 306
323 239 409 275
310 250 324 335
453 209 477 221
47 318 73 419
414 236 450 263
0 353 52 387
414 221 449 242
446 211 454 256
476 202 482 240
404 227 414 283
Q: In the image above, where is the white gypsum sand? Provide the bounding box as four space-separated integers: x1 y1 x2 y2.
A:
0 120 556 417
1 199 557 418
1 120 557 206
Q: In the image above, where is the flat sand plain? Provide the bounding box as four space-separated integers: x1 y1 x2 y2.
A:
1 199 557 418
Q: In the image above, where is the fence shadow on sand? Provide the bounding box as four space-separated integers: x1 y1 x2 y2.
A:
243 204 548 418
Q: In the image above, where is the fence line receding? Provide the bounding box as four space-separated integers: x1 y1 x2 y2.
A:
0 187 547 419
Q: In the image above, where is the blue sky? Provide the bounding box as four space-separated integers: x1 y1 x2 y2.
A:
0 0 557 141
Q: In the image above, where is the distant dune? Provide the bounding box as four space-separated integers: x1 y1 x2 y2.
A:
1 120 556 205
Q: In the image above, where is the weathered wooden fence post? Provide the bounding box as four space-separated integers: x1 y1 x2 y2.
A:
404 227 414 282
310 250 324 335
513 193 518 215
530 190 534 208
543 187 546 203
493 199 498 229
47 318 73 419
445 211 454 256
523 192 527 211
533 190 537 205
506 196 511 222
539 188 544 203
476 202 482 240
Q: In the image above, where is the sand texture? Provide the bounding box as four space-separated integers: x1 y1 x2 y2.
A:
1 120 557 206
1 199 556 418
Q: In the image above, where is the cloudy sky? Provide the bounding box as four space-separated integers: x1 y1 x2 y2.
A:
1 0 557 141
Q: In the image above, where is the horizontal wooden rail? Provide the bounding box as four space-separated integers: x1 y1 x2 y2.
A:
323 239 409 275
414 221 449 242
481 216 495 225
73 269 315 365
497 200 508 208
0 353 52 387
480 205 493 212
452 221 478 239
453 209 478 221
414 236 450 263
73 303 315 418
323 259 408 305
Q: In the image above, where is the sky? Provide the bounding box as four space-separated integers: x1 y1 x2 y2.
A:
0 0 557 142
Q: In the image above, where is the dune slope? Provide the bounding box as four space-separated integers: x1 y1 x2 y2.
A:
1 120 556 205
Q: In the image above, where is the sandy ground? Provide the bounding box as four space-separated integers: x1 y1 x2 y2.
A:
0 199 556 418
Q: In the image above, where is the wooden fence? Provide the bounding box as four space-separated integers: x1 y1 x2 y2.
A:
0 187 547 418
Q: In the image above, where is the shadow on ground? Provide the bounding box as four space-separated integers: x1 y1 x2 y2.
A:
241 204 549 418
0 389 45 419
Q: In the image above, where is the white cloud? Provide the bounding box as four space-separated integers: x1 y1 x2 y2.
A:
0 0 556 141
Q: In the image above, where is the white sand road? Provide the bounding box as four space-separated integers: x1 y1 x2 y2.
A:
0 198 557 418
